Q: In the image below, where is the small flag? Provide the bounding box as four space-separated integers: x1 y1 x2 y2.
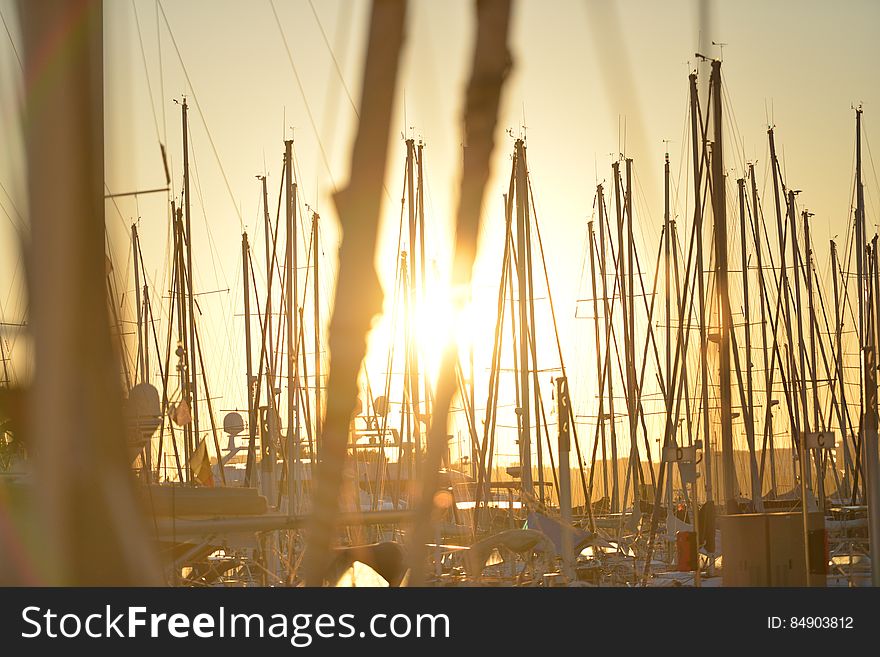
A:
172 399 192 426
188 437 214 487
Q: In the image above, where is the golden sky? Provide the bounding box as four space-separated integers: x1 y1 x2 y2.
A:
2 0 879 471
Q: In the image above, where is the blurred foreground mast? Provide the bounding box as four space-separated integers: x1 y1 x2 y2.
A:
19 0 159 584
303 0 407 586
408 0 512 584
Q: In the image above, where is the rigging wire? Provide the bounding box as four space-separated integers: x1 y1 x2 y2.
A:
156 0 244 230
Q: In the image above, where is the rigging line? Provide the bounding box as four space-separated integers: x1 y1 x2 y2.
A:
104 182 137 235
0 5 21 72
155 0 169 167
269 0 338 194
291 143 318 263
157 0 244 229
0 179 24 228
131 0 162 146
0 195 22 234
307 0 358 117
187 129 239 389
863 122 880 221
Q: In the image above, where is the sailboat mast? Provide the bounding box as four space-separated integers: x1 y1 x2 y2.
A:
803 209 824 507
689 72 713 525
181 99 200 454
856 108 866 408
597 185 619 512
664 151 674 555
132 223 146 385
173 204 192 471
788 190 813 494
624 158 642 507
514 138 533 496
830 240 853 497
749 163 777 497
405 139 422 473
709 60 736 514
261 175 276 410
242 233 257 486
588 218 609 507
284 139 298 510
738 177 762 508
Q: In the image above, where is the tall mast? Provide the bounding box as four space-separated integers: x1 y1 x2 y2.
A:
173 204 192 471
514 138 533 495
132 222 148 477
261 174 276 417
182 98 200 455
738 177 762 508
663 151 674 557
749 164 775 496
284 139 297 512
624 157 641 508
709 60 736 514
856 108 866 413
405 138 422 472
597 185 619 512
788 190 813 494
689 72 714 526
243 233 257 486
768 127 802 496
612 160 633 510
831 240 853 498
132 223 146 385
803 208 824 507
588 218 609 507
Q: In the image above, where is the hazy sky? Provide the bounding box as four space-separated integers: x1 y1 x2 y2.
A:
1 0 879 470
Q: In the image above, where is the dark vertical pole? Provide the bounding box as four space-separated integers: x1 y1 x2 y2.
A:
856 109 866 423
243 234 257 486
597 186 619 512
624 158 641 509
182 99 199 455
142 284 150 382
663 152 675 553
689 73 714 528
132 224 145 385
739 177 762 508
19 0 158 583
173 205 192 472
614 161 635 511
284 140 297 514
710 60 736 514
405 139 422 475
514 139 533 496
261 175 276 412
768 127 801 493
749 164 777 497
588 219 609 507
556 376 573 579
831 241 853 497
789 191 813 494
803 209 824 507
855 109 868 505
